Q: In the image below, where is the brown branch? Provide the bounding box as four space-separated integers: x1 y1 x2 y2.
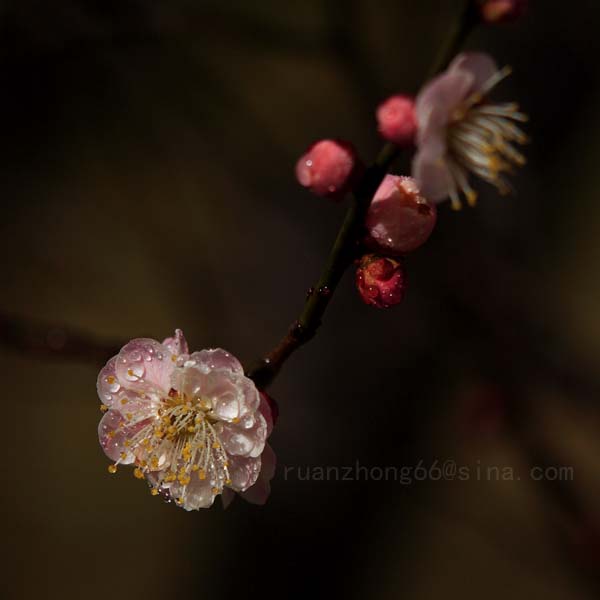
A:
0 311 122 366
247 1 477 389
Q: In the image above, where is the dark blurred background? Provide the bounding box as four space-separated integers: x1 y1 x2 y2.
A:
1 1 600 598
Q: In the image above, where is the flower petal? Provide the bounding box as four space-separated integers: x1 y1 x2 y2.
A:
241 444 276 505
98 409 153 464
227 455 261 492
259 392 274 437
221 488 236 509
97 357 121 407
415 70 474 142
218 411 267 458
115 338 175 395
449 52 499 94
161 329 189 357
170 476 216 510
190 349 244 375
412 149 454 203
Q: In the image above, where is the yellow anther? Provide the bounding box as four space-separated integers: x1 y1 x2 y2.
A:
212 442 220 449
127 368 134 377
134 468 144 479
150 488 159 496
223 461 229 468
167 426 176 435
187 426 196 433
124 440 131 447
211 487 219 495
120 398 128 405
171 354 177 362
198 469 206 480
232 417 240 424
151 456 159 469
99 404 108 412
107 376 115 384
126 413 133 421
191 465 199 471
178 474 191 485
108 464 117 474
107 431 115 439
120 452 127 460
225 478 232 485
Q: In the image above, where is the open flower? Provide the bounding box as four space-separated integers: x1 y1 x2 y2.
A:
413 52 528 209
97 329 275 510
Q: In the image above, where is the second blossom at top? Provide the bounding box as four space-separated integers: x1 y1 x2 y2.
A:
413 52 528 209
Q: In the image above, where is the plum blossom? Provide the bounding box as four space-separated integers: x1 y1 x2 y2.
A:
97 329 275 510
413 52 528 210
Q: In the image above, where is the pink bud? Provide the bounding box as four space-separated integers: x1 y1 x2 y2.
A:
365 175 436 255
376 95 417 147
479 0 527 23
356 254 406 309
295 139 362 200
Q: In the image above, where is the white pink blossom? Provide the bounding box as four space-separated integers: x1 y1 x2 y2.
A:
97 329 275 510
413 52 528 209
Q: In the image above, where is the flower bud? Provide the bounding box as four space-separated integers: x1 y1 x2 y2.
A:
478 0 527 23
295 139 362 200
376 95 417 147
356 254 406 309
365 175 436 255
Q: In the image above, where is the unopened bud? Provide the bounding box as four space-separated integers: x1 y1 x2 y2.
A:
478 0 527 23
365 175 436 255
295 139 362 200
355 254 406 309
376 95 417 147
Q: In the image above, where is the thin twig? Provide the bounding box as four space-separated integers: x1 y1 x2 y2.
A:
247 1 476 389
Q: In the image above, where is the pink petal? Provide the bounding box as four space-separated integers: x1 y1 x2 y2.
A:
415 70 474 142
170 476 216 510
218 411 267 458
97 356 121 407
241 444 276 505
449 52 498 94
172 366 257 422
412 149 454 203
227 455 261 492
98 409 153 464
259 392 274 437
190 348 244 375
161 329 189 357
115 338 175 396
221 488 236 509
